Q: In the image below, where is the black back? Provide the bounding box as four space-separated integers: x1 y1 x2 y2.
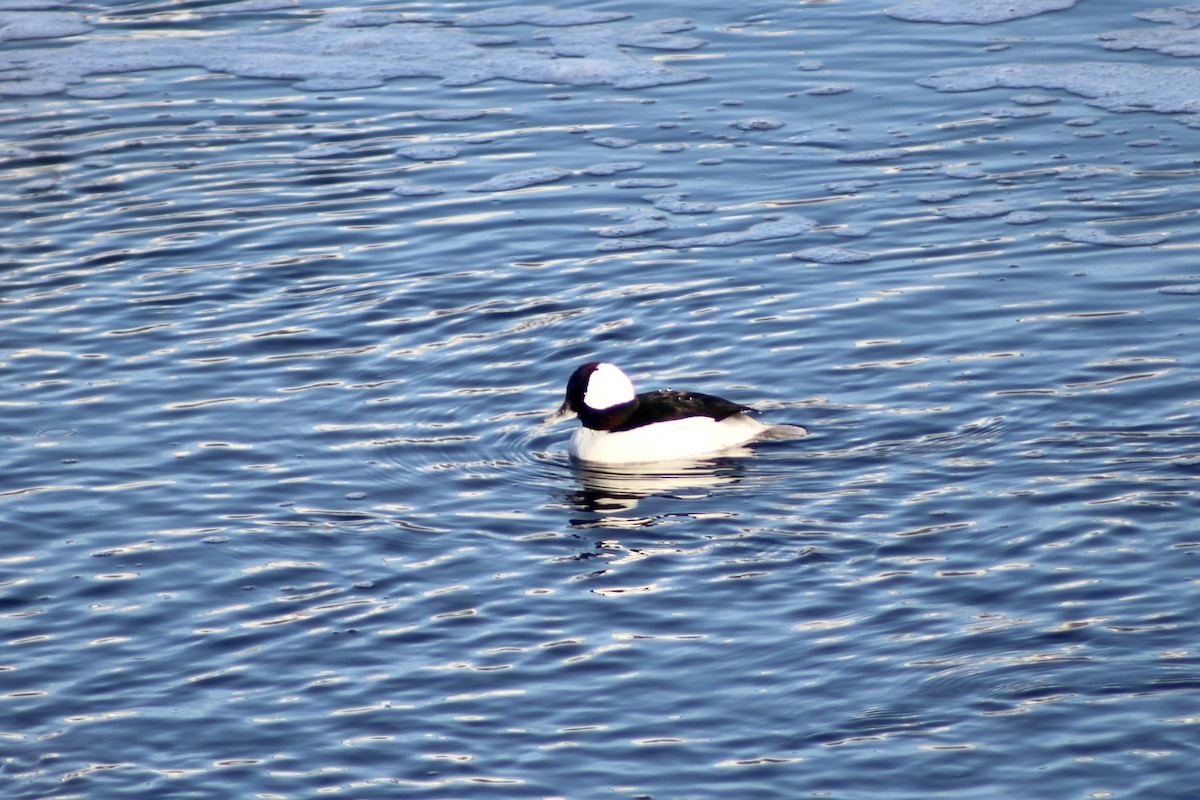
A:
611 389 754 432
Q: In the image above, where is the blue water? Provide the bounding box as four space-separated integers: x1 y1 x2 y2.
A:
3 2 1200 798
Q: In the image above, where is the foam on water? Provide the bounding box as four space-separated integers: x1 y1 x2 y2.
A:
791 246 872 264
396 143 461 161
886 0 1078 24
0 7 709 97
0 9 90 43
466 165 571 192
1060 228 1170 247
595 213 815 251
939 202 1011 220
578 161 645 175
919 63 1200 119
392 178 445 197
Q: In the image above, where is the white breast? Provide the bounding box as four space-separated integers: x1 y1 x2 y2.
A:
569 413 771 465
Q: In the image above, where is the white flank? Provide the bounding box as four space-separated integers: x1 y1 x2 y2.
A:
569 413 772 465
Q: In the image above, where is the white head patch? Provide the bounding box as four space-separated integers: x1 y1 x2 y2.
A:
583 362 636 411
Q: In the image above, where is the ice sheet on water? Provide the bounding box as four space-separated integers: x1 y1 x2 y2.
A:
980 105 1052 119
836 148 911 163
0 10 89 43
918 188 972 202
593 137 638 149
919 63 1200 119
1060 228 1168 247
467 166 571 192
16 176 56 193
1005 210 1049 225
791 246 872 264
216 0 300 12
644 192 717 214
729 117 786 131
1011 93 1059 105
393 179 445 197
418 110 490 122
294 143 352 159
824 180 879 195
668 214 816 248
455 7 631 27
939 202 1011 220
538 17 706 56
805 84 854 96
396 144 461 161
614 178 677 189
595 213 814 251
596 213 670 238
944 165 987 179
885 0 1076 24
0 7 709 97
579 162 645 176
1101 8 1200 57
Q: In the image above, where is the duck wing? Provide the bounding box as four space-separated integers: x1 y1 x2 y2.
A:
612 389 755 431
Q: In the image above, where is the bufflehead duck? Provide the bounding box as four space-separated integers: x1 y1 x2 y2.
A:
549 361 804 465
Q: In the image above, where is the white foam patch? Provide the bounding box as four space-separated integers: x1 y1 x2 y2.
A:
918 63 1200 119
466 166 570 193
0 8 709 98
885 0 1077 24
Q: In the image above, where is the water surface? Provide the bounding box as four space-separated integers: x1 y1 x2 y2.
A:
3 1 1199 798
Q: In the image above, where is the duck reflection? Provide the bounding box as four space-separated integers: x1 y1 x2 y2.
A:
559 446 754 526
